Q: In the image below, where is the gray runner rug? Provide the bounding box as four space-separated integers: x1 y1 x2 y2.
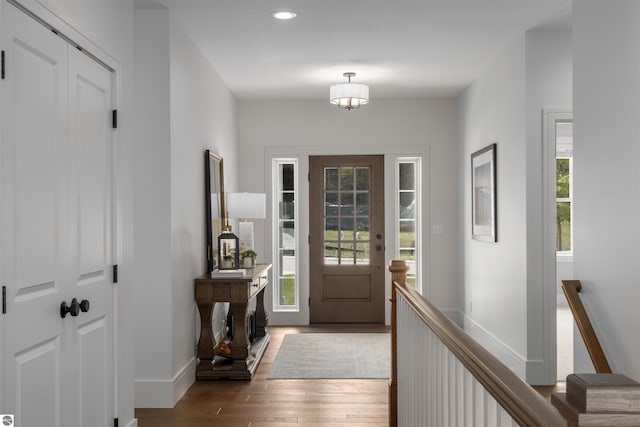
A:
267 333 390 379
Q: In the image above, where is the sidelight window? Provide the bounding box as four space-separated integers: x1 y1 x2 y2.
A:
272 160 298 310
397 158 420 290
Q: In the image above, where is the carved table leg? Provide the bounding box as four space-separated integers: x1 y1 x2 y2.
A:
196 300 215 375
255 288 268 338
229 301 249 361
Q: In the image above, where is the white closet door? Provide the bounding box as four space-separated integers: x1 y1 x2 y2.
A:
65 40 114 427
1 2 114 426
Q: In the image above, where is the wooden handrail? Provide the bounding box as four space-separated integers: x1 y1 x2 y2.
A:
561 280 612 374
389 260 566 427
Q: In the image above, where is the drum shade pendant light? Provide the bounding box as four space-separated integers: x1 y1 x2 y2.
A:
329 72 369 110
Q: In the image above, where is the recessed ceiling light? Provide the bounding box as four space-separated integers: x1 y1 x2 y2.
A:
272 11 297 20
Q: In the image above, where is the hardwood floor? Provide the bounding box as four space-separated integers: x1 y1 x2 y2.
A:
135 324 390 427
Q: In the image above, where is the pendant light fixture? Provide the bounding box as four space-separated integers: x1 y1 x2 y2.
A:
329 72 369 110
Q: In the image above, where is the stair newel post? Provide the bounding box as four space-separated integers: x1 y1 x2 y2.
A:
388 260 408 427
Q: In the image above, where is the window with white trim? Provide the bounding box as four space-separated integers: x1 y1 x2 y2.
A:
556 156 573 254
556 121 573 255
272 159 298 310
397 158 421 291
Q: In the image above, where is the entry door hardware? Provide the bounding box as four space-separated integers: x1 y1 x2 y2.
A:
60 298 90 318
2 286 6 314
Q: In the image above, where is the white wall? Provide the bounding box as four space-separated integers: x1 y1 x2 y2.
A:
133 8 238 408
556 259 574 306
573 0 640 379
524 29 572 384
238 98 459 324
459 39 529 377
459 29 572 384
169 12 238 394
10 1 137 425
133 8 172 392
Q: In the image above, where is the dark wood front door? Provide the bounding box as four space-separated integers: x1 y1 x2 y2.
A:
309 155 385 323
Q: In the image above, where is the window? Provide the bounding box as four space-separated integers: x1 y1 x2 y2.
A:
323 166 371 266
556 157 573 254
556 120 573 255
273 160 298 310
397 158 421 290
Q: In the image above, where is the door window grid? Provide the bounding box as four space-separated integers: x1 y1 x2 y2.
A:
398 160 419 289
273 160 298 310
323 167 371 265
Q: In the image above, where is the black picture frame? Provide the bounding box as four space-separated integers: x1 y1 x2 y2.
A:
205 150 225 272
471 143 497 242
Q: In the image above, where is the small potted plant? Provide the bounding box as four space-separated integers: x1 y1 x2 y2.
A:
240 249 257 268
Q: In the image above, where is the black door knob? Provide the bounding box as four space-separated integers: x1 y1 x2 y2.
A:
79 299 90 313
60 298 80 318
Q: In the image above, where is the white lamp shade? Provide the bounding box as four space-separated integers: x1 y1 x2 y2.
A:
329 82 369 108
226 193 266 219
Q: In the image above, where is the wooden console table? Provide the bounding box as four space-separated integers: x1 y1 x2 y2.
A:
195 264 271 380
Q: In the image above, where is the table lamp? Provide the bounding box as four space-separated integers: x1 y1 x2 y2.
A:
226 192 266 255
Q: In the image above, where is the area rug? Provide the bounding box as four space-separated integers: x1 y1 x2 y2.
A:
267 333 390 379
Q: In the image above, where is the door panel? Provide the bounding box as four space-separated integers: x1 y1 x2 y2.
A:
309 155 385 323
15 339 60 427
1 5 68 425
322 275 371 300
68 44 114 427
1 3 114 425
77 317 109 426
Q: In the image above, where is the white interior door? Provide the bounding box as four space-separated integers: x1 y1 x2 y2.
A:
1 3 114 426
66 31 114 427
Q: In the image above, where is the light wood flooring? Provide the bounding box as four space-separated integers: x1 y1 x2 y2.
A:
135 324 391 427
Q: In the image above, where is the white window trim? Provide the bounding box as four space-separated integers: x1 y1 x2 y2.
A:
395 157 422 294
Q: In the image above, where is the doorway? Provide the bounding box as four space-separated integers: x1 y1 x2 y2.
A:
309 155 385 323
544 110 574 382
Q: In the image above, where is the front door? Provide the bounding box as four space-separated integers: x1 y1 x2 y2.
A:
309 155 385 323
1 3 115 425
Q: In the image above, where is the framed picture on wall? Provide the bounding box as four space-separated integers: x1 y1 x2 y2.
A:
471 143 497 242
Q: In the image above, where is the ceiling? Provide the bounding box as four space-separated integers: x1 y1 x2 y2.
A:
134 0 572 100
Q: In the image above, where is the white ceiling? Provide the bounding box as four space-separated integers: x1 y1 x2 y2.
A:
135 0 572 100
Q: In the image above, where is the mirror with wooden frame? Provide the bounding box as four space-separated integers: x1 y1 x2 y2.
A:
205 150 225 272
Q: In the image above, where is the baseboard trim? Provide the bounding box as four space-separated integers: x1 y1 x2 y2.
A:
463 314 527 379
135 357 196 408
173 357 196 404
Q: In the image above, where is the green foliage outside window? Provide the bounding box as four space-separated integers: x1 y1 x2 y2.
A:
281 275 296 306
556 158 571 252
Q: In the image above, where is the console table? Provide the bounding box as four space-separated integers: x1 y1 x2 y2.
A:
194 264 271 380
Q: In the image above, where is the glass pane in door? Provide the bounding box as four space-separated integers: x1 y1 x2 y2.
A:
324 166 371 265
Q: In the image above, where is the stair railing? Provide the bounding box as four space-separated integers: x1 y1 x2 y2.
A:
561 280 612 374
389 260 566 426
